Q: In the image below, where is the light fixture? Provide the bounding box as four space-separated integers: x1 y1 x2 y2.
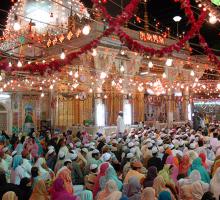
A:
41 93 45 97
165 58 173 66
190 70 195 76
60 49 65 59
82 25 91 35
173 16 182 22
42 60 46 63
209 14 217 24
120 65 125 72
111 80 116 86
39 87 43 90
92 49 97 56
75 94 79 99
100 72 107 79
69 71 73 76
89 88 93 93
8 62 12 67
148 61 153 68
162 72 167 78
13 15 21 31
17 60 22 67
104 94 107 99
49 85 53 90
74 71 79 78
120 50 125 55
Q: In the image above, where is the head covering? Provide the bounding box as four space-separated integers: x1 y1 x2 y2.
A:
189 170 202 182
188 157 210 183
29 179 49 200
199 153 208 169
158 191 172 200
12 155 22 170
2 191 17 200
50 178 78 200
210 167 220 200
141 187 155 200
93 162 109 197
191 181 204 200
96 180 121 200
153 175 166 196
123 177 141 200
102 153 111 162
90 164 98 170
179 155 190 175
79 190 93 200
143 166 157 188
126 153 134 159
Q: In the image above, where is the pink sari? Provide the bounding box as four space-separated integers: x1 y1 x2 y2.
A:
50 178 79 200
166 155 179 183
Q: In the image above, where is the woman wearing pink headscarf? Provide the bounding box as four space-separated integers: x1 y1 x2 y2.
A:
50 178 79 200
165 155 179 183
92 162 109 198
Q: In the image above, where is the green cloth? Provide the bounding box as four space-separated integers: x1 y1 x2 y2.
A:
72 161 84 185
212 0 220 6
188 157 210 183
158 164 173 185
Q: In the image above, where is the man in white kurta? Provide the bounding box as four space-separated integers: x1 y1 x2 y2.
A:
117 111 125 138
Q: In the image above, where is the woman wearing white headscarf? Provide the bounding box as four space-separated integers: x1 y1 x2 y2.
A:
210 167 220 200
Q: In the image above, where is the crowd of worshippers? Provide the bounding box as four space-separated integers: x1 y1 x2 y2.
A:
0 124 220 200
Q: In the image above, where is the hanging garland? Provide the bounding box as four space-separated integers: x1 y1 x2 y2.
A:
0 0 140 74
93 0 207 57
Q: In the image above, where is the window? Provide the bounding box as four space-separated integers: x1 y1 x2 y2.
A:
123 99 132 125
95 99 105 126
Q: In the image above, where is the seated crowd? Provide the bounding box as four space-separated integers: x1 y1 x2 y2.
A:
0 123 219 200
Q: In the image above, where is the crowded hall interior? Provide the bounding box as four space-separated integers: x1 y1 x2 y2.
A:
0 0 220 199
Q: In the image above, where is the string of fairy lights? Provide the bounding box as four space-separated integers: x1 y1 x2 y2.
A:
0 0 219 100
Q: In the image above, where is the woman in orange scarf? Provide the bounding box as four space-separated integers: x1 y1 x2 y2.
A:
179 155 190 176
29 179 50 200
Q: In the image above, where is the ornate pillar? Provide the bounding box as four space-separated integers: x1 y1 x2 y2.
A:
182 88 190 122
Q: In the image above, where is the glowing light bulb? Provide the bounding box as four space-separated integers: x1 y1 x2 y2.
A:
49 85 53 90
148 61 153 68
8 62 12 67
111 80 116 86
82 25 91 35
74 71 79 78
17 60 22 67
162 72 167 78
75 94 79 99
89 88 93 93
166 58 173 66
209 15 217 24
69 71 73 76
92 49 97 57
13 22 21 31
120 65 125 72
190 70 195 76
60 51 65 59
100 72 107 79
104 94 107 99
39 86 43 90
41 93 45 97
